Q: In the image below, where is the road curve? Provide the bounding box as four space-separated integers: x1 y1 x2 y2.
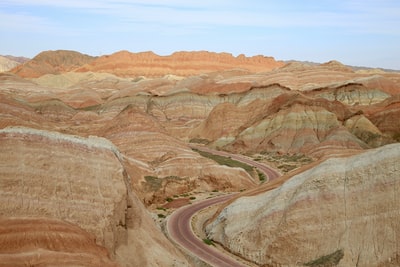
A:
168 194 247 267
167 146 280 266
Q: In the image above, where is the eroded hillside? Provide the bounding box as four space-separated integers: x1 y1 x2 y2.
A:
1 50 400 266
206 143 400 267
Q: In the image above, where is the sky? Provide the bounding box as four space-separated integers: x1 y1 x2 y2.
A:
1 0 399 69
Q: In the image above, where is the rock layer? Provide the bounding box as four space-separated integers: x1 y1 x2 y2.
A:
76 50 284 77
0 217 118 267
206 143 400 266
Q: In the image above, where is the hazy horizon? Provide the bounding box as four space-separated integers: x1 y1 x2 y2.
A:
1 0 399 69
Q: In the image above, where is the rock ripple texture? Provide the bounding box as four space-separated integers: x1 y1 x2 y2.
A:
206 143 400 266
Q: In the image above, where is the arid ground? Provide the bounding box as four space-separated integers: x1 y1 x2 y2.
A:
1 50 399 267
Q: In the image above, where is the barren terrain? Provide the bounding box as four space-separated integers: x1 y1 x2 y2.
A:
1 49 399 266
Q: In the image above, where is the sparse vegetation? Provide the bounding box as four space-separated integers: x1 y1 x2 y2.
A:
157 213 166 218
189 138 210 145
278 164 297 172
258 152 313 173
202 238 215 246
165 175 182 180
144 175 183 192
304 249 344 267
189 196 196 200
257 170 266 182
79 104 101 111
393 133 400 142
165 197 173 202
193 148 254 175
144 175 162 191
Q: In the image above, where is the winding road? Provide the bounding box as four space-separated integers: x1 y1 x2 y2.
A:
167 146 280 267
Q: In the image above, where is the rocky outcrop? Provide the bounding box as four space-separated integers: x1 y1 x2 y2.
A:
100 105 257 204
11 50 96 78
192 92 368 156
0 126 189 266
206 143 400 267
366 95 400 140
345 114 392 147
306 82 391 106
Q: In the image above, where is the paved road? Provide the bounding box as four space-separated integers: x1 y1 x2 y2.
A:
168 194 247 267
167 146 280 267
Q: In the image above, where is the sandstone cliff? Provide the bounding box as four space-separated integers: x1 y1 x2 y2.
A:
206 143 400 266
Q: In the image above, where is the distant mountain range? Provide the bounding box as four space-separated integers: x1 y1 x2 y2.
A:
284 60 399 73
0 55 29 72
1 50 398 76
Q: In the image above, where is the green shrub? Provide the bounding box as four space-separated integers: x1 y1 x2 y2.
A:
157 214 166 218
189 138 210 144
165 197 173 202
193 149 254 175
202 238 215 246
257 170 266 182
304 249 344 266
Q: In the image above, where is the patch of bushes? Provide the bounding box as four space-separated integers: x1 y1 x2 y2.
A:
144 175 162 191
193 149 254 175
257 170 266 182
202 238 215 246
304 249 344 267
165 197 173 202
157 214 166 218
278 164 297 172
189 138 210 145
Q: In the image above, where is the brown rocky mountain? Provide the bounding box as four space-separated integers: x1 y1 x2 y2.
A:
10 50 96 78
1 50 400 266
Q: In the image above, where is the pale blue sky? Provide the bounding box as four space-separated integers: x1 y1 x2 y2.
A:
1 0 399 69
